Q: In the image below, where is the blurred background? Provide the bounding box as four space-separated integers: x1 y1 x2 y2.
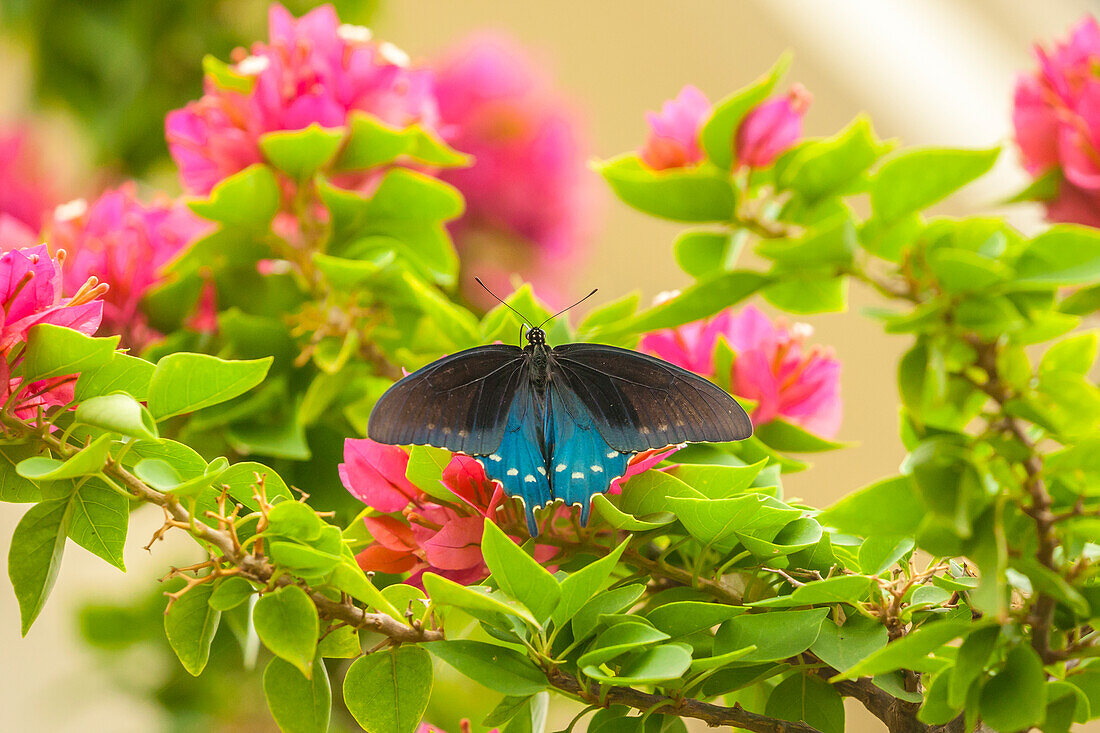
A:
0 0 1094 730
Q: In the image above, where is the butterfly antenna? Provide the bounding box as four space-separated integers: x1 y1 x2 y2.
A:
537 288 599 330
474 277 531 325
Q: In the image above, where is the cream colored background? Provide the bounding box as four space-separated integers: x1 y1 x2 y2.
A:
1 0 1095 730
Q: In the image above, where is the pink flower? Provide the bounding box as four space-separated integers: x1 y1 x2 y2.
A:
339 437 421 513
45 185 211 350
432 34 591 307
0 127 57 232
0 240 106 419
167 3 438 195
641 304 842 437
735 85 811 168
1013 16 1100 225
640 85 712 170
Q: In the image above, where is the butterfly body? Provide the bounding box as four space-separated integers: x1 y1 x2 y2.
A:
368 326 752 535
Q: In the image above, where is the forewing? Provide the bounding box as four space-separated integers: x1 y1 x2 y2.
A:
367 344 527 453
550 342 753 452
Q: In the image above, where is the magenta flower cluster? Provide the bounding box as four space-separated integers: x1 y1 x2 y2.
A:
1014 16 1100 226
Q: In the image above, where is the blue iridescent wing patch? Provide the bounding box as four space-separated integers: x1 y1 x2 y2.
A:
475 386 551 535
547 382 631 523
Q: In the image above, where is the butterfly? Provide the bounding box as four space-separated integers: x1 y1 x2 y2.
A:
367 283 753 535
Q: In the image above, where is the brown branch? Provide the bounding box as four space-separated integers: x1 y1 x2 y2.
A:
545 667 822 733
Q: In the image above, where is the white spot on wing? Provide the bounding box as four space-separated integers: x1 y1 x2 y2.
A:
524 475 536 483
606 451 618 458
571 471 584 479
489 454 502 462
590 465 603 473
507 468 519 476
555 464 566 472
537 466 546 475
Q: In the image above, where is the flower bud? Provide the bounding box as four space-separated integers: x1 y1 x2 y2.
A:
640 85 711 170
734 84 812 168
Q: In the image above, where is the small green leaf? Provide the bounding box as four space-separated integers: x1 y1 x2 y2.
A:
425 640 545 695
701 53 790 169
203 54 254 92
570 585 647 644
68 477 128 571
751 575 877 608
209 577 256 611
482 520 560 622
312 251 394 291
870 147 999 224
551 539 629 627
979 645 1047 732
189 164 280 226
604 271 768 337
329 561 403 620
19 324 117 384
259 124 344 179
263 656 331 733
423 573 539 627
318 624 361 658
1016 225 1100 285
164 582 221 675
147 353 272 420
948 625 1000 708
834 621 972 680
254 585 320 678
927 249 1012 293
597 154 737 222
75 393 158 440
672 460 766 499
345 646 433 733
590 494 674 531
765 673 845 733
17 434 113 481
818 476 924 538
0 443 46 502
668 494 800 545
404 445 460 502
578 623 671 667
583 643 692 685
753 418 847 453
715 608 828 662
763 273 848 315
1041 331 1097 376
646 601 746 637
8 496 73 635
810 614 888 673
674 231 740 279
778 115 885 202
73 352 156 402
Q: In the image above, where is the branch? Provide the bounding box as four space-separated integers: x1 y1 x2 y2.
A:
544 667 822 733
7 415 440 644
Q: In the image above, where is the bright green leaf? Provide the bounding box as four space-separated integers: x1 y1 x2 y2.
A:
702 54 790 169
67 477 128 571
597 154 737 222
482 521 560 622
19 324 117 384
147 353 272 420
765 673 845 733
263 656 331 733
979 645 1047 732
164 582 221 675
259 124 344 179
345 646 433 733
8 496 72 635
870 147 999 224
254 585 320 678
75 393 158 440
425 640 545 696
189 164 280 226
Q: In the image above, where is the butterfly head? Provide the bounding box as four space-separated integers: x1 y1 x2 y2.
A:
525 327 546 347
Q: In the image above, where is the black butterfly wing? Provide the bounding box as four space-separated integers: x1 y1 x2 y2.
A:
366 344 528 454
549 342 753 452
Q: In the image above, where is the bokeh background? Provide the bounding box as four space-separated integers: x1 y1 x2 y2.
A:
0 0 1094 730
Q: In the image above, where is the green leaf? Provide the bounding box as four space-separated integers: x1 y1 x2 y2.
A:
751 575 877 608
753 418 846 453
646 601 746 637
737 517 823 559
312 250 394 291
189 164 281 226
702 53 791 169
674 231 740 278
668 494 800 545
818 476 924 538
398 270 480 349
834 621 971 680
75 393 158 440
778 115 885 202
591 494 674 531
19 324 117 383
217 460 294 507
606 271 768 337
1016 225 1100 285
484 695 543 729
1041 332 1097 376
67 477 128 571
578 623 672 667
576 292 641 335
318 624 361 659
597 154 737 222
0 443 45 502
870 147 999 224
164 582 221 675
209 577 256 611
550 539 629 627
259 124 344 179
756 218 857 268
570 585 647 644
8 496 73 634
147 353 273 420
423 573 539 627
763 272 848 314
927 249 1012 293
73 352 155 402
254 585 320 678
765 673 845 733
263 656 331 733
336 113 471 171
329 560 404 620
345 646 433 733
809 614 888 672
17 434 113 481
583 643 692 686
425 640 545 695
979 645 1047 732
366 167 464 222
672 460 767 499
482 520 560 622
715 608 828 662
266 501 325 542
948 625 1000 708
